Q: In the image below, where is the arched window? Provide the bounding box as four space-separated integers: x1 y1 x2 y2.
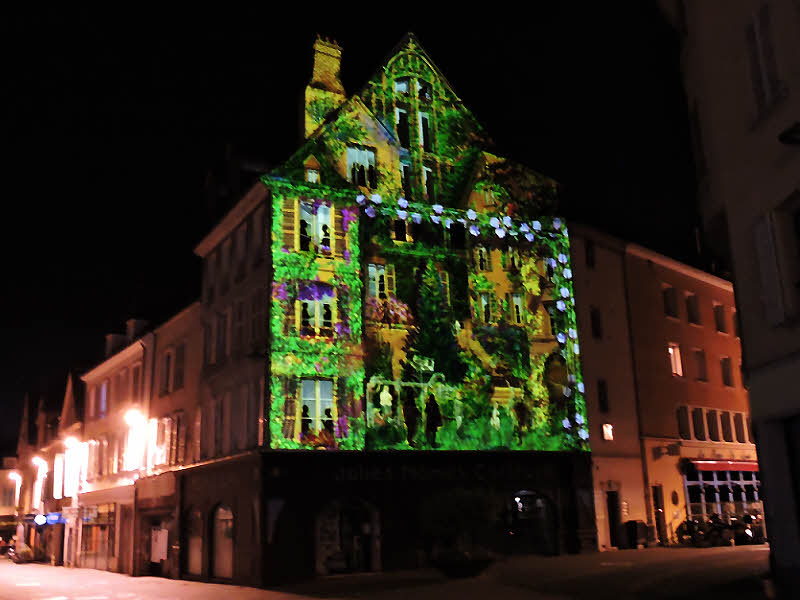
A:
186 509 203 576
212 505 233 579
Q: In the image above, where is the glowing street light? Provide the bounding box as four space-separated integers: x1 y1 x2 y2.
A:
31 457 48 511
8 471 21 508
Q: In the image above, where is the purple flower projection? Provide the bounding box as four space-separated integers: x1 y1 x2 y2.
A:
397 209 408 220
502 215 512 227
411 212 422 224
398 197 409 209
298 281 334 301
341 207 358 231
356 194 366 205
365 205 376 218
525 233 535 242
444 218 452 229
495 228 506 238
335 414 349 438
519 223 530 233
432 204 444 214
272 282 288 301
370 193 382 204
467 209 477 220
431 215 441 224
343 249 351 264
489 217 500 228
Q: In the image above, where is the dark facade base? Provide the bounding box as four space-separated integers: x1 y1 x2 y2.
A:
155 449 595 587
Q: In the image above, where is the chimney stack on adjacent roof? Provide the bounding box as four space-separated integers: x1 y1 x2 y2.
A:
304 36 347 138
126 318 149 343
105 333 128 358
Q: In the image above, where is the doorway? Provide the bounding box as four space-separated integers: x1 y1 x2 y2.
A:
606 491 622 548
652 485 668 545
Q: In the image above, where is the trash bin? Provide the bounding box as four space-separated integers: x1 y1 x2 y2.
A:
624 520 648 549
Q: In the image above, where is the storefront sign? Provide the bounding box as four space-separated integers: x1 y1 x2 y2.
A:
46 512 65 525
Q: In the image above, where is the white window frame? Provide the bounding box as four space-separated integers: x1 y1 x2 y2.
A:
511 293 524 325
668 343 683 377
300 379 334 434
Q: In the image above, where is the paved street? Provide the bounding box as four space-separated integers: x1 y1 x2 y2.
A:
0 546 771 600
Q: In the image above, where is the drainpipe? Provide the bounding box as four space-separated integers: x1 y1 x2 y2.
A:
621 245 656 543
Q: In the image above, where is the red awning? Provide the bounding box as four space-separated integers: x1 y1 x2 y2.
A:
692 460 759 472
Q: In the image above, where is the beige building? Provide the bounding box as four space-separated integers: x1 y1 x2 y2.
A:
662 0 800 594
573 225 757 549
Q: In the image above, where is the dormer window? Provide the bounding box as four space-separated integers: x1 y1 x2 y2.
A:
305 169 319 184
394 78 410 95
347 146 377 188
417 80 432 102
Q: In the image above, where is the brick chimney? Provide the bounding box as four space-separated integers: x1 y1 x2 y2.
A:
304 36 346 138
105 333 128 358
126 318 149 343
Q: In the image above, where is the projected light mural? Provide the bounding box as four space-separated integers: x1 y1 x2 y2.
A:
266 36 587 452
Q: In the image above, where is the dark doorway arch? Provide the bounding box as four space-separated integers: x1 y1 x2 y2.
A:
315 497 380 574
211 505 234 579
509 490 558 555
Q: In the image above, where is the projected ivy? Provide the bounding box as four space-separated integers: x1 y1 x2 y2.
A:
265 34 587 452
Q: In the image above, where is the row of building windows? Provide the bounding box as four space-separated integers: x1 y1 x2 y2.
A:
677 405 753 444
667 343 738 387
201 380 264 458
204 290 267 366
662 286 738 336
204 205 267 305
88 364 143 420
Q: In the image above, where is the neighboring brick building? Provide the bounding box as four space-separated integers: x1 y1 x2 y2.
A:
573 225 759 550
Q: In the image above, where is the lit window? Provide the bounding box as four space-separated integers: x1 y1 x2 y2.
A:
300 379 334 436
419 112 431 152
423 166 434 200
53 454 64 500
346 146 376 188
395 108 410 149
417 80 432 102
299 285 335 337
305 168 319 183
99 380 108 418
602 424 614 441
511 293 524 324
394 78 409 95
505 247 520 270
480 293 491 323
668 343 683 376
368 264 387 299
476 246 490 271
298 201 332 253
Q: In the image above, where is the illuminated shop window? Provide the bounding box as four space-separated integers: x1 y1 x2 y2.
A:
602 423 614 441
668 343 683 376
298 201 332 253
346 146 376 188
511 293 524 325
300 379 334 435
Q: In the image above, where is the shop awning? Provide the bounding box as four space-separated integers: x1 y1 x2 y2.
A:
692 460 759 472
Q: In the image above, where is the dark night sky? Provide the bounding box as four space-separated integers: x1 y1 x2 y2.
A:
1 4 697 453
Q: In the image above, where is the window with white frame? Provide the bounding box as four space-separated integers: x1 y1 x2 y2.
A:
305 168 319 183
300 287 335 337
419 111 431 152
300 379 334 435
394 77 410 95
480 293 491 323
98 380 108 418
668 343 683 376
346 146 377 188
298 201 332 253
368 264 388 299
511 293 524 325
476 246 490 271
395 109 410 148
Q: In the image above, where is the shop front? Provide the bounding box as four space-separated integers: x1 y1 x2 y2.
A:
77 485 134 573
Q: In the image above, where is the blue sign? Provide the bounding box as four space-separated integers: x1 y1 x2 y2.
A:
46 512 65 525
